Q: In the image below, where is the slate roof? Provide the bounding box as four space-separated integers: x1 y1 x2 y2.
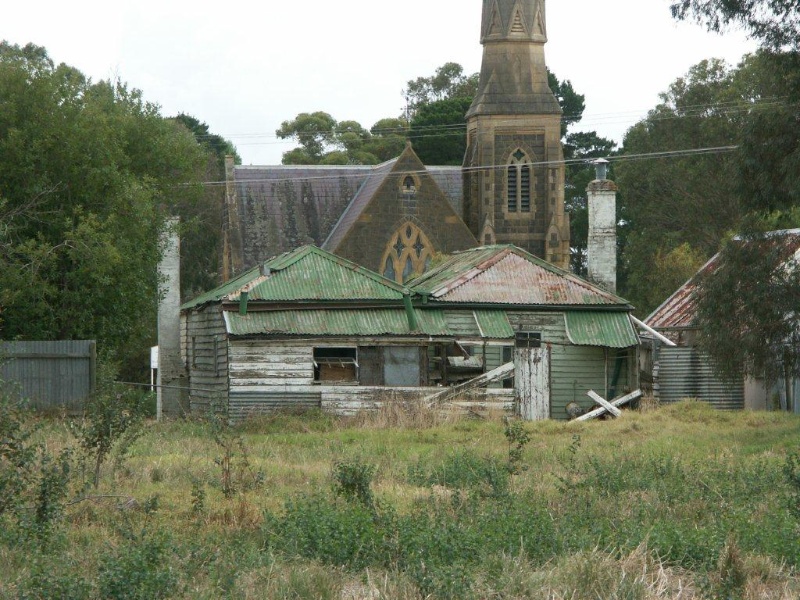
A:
232 163 463 271
409 245 631 307
323 159 398 252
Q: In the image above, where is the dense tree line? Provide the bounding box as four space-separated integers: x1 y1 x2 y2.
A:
616 0 800 391
0 43 231 379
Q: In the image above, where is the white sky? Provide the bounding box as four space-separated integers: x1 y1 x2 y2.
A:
3 0 757 165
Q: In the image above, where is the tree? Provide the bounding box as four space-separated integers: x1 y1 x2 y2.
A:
408 97 473 166
615 58 757 315
276 111 337 163
0 43 210 378
695 221 800 399
278 112 408 165
670 0 800 50
404 62 479 113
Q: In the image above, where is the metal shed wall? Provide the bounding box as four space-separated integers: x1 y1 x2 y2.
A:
656 346 744 410
1 341 96 412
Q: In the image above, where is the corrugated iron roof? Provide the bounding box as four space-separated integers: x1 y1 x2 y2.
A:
647 229 800 330
224 308 514 339
410 245 631 306
565 312 639 348
224 309 451 337
182 245 408 310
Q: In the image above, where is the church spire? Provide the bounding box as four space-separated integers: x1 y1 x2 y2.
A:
469 0 560 118
462 0 570 270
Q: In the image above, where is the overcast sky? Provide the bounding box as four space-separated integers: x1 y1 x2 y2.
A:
3 1 757 165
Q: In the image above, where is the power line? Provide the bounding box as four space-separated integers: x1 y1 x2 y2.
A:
173 144 741 189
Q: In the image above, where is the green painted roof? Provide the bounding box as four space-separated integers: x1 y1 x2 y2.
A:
225 308 513 339
565 311 638 348
224 309 451 337
182 246 409 310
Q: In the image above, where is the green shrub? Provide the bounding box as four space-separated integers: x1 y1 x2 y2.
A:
331 457 376 508
407 449 509 497
0 390 39 515
263 494 388 570
98 532 180 600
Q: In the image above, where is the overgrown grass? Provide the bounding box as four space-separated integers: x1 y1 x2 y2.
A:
1 399 799 598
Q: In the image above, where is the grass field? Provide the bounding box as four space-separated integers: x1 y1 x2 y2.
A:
1 398 799 599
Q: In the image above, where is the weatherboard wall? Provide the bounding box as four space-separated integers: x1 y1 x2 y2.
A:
184 304 229 414
507 311 635 420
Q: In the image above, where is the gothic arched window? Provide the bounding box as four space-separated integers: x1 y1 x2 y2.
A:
507 149 532 213
381 222 435 284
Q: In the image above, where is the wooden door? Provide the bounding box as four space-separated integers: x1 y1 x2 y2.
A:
515 346 550 421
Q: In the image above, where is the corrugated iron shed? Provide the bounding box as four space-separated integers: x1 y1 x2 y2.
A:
182 245 408 310
565 312 639 348
410 245 631 306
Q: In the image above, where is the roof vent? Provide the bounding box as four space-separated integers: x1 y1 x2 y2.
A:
593 158 610 181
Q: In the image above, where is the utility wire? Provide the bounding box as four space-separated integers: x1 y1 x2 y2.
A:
174 144 741 189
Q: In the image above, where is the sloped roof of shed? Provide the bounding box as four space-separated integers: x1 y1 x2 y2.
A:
646 229 800 330
410 245 631 306
182 245 408 310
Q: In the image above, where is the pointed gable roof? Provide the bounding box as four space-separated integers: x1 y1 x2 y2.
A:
322 158 399 252
410 245 630 306
322 143 476 257
182 245 408 311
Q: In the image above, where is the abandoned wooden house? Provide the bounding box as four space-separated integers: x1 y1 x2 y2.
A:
180 244 639 422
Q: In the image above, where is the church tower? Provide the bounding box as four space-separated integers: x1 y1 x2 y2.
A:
463 0 570 269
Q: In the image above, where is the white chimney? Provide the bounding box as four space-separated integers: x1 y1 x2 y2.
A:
587 159 617 294
157 217 188 418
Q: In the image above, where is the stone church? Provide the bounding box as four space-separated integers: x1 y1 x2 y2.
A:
222 0 571 283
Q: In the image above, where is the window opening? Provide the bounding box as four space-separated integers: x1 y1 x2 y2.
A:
381 222 435 284
507 149 532 213
314 347 358 383
515 332 542 349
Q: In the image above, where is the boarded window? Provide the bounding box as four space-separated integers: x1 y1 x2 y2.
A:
358 347 383 386
383 347 421 386
314 347 357 383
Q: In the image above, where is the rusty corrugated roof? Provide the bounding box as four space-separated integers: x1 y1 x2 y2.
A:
646 229 800 330
410 245 631 306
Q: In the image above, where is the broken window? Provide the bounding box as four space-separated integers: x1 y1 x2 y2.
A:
314 347 358 383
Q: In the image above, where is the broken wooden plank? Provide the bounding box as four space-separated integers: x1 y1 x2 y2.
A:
576 390 643 422
424 361 514 407
587 390 622 418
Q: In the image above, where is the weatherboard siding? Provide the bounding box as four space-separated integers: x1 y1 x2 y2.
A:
185 305 229 414
507 311 620 420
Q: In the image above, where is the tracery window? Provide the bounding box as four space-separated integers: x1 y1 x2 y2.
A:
507 149 532 213
381 222 434 284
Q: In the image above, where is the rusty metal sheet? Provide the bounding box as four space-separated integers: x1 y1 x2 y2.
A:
411 247 629 306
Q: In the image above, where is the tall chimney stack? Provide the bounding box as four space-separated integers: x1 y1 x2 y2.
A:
587 159 617 294
157 217 188 418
